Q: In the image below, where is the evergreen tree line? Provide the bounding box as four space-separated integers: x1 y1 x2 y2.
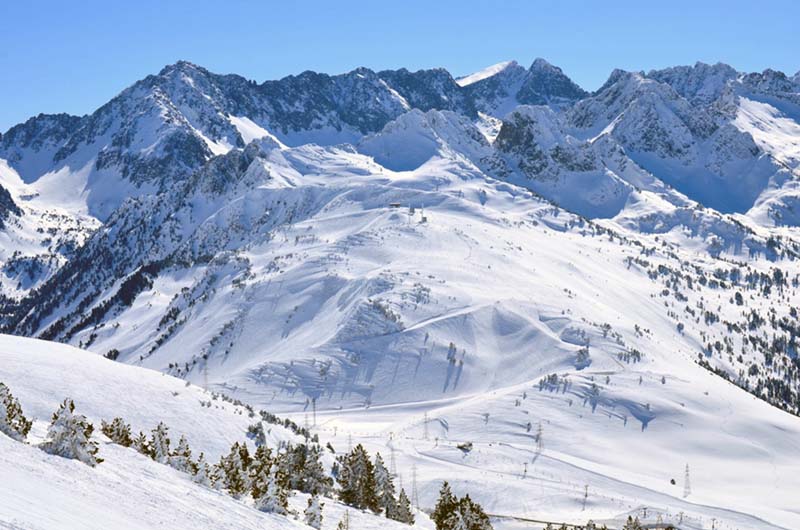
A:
101 415 332 519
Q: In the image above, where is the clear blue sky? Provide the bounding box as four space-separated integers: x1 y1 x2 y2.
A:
2 0 799 132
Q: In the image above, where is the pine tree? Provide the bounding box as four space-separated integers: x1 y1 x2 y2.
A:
445 495 492 530
0 382 32 441
193 452 213 487
282 443 307 491
374 452 397 518
623 516 643 530
303 444 333 495
149 422 171 464
40 398 102 466
132 430 151 456
237 441 253 471
254 462 288 514
304 494 324 529
337 444 379 511
433 481 458 530
210 461 224 490
100 417 133 447
279 443 332 495
170 434 195 473
219 441 250 498
250 445 274 500
394 488 415 525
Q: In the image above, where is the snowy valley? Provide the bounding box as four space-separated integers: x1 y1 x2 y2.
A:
2 58 800 530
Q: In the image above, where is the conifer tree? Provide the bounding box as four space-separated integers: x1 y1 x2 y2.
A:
210 461 224 490
100 417 133 447
220 441 250 498
301 444 332 495
394 488 415 524
374 452 397 518
193 452 213 487
170 434 195 473
282 443 332 494
237 440 253 471
445 495 492 530
304 494 324 529
337 444 379 511
0 382 32 441
433 481 458 530
40 398 102 466
132 430 151 456
254 462 288 514
250 445 275 500
281 443 307 491
149 422 171 464
622 516 643 530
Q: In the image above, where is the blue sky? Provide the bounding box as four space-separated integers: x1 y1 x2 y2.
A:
2 0 799 131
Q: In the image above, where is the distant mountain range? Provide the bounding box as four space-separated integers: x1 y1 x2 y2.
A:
1 56 800 391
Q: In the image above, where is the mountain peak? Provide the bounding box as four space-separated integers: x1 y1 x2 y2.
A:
157 60 206 77
529 57 556 71
517 58 588 106
645 62 738 103
741 68 797 94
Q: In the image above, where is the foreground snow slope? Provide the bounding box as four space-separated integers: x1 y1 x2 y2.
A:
303 356 800 530
0 335 432 530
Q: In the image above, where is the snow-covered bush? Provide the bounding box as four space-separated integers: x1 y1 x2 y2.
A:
192 452 214 487
169 434 195 473
0 382 32 441
149 422 171 464
101 417 133 447
254 462 288 514
40 398 102 466
304 495 324 529
132 430 151 456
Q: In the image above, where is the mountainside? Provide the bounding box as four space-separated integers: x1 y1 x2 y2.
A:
460 58 589 117
0 334 433 530
3 58 800 529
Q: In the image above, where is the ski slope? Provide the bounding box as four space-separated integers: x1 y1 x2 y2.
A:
0 334 433 530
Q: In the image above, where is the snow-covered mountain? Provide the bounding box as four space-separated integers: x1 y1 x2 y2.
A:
460 58 589 117
3 58 800 529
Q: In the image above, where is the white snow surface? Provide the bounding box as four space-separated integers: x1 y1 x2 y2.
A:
457 61 517 87
0 334 433 530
